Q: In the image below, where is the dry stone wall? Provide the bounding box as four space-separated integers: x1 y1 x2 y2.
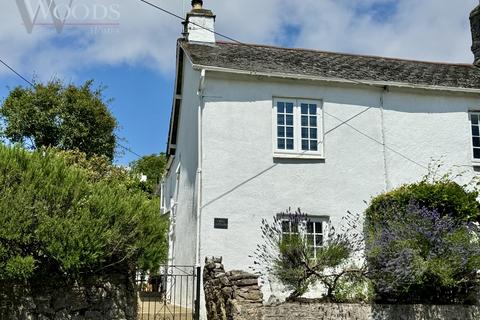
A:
237 303 480 320
203 257 480 320
203 256 263 320
0 272 136 320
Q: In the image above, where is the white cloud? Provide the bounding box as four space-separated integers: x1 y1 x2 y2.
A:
0 0 478 81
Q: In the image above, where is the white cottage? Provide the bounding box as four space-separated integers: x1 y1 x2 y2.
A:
162 0 480 302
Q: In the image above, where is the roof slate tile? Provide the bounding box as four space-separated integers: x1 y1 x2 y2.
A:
181 41 480 89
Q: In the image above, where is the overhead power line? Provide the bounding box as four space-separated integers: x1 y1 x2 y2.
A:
138 0 243 44
117 141 143 159
324 110 428 170
0 3 436 169
139 0 432 171
0 58 34 87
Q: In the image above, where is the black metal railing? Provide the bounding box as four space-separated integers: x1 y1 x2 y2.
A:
136 265 201 320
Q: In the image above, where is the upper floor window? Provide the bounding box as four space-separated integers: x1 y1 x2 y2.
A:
274 98 323 157
471 112 480 160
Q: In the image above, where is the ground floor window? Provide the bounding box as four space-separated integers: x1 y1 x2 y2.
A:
280 216 329 258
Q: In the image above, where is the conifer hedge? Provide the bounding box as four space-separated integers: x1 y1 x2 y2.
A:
0 145 168 280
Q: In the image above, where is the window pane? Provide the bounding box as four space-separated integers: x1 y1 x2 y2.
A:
306 235 314 246
291 222 299 232
309 104 317 114
286 126 294 138
306 222 314 233
475 148 480 159
310 140 318 151
310 128 317 139
301 104 308 115
474 137 480 147
286 139 294 150
277 102 285 113
302 140 309 151
473 125 480 136
315 235 323 246
286 103 294 114
302 128 308 138
472 114 479 125
281 221 290 233
310 116 317 127
278 127 285 137
315 222 323 233
301 116 308 126
277 114 285 125
278 139 285 149
286 115 294 126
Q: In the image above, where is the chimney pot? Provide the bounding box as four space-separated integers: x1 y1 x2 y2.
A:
470 4 480 66
191 0 203 10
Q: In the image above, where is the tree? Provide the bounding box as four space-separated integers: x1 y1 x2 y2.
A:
130 153 167 196
0 80 117 160
0 145 168 281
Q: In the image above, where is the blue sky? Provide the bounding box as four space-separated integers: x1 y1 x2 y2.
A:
0 64 173 165
0 0 477 164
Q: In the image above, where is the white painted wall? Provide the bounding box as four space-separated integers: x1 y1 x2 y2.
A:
165 63 480 312
163 56 202 267
186 15 215 43
195 72 480 300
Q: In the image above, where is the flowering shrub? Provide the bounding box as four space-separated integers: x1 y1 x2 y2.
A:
366 198 480 304
252 208 367 301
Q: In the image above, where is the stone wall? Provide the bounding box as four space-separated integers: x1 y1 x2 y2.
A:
235 303 480 320
0 272 136 320
203 257 480 320
203 257 263 320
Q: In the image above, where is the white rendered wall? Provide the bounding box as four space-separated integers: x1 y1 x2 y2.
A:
197 72 480 300
163 56 202 268
186 16 215 43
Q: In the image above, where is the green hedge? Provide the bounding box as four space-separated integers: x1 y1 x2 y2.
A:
0 145 168 280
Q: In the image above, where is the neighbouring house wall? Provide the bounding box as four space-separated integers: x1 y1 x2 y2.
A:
198 72 480 301
203 258 480 320
0 273 136 320
163 55 202 268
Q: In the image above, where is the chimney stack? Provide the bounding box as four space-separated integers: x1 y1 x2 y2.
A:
183 0 216 43
470 3 480 66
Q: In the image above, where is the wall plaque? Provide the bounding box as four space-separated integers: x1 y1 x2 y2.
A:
214 218 228 229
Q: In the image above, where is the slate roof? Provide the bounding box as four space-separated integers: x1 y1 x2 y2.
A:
181 40 480 90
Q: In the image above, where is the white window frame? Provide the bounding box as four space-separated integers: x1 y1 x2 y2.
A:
272 98 324 159
279 216 330 258
470 111 480 163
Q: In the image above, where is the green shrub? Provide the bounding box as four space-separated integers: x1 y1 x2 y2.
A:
366 180 480 224
365 179 480 304
334 272 374 303
0 145 168 280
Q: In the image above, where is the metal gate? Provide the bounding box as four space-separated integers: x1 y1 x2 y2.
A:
136 265 201 320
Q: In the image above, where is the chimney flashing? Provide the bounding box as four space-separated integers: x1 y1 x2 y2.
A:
187 9 215 18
